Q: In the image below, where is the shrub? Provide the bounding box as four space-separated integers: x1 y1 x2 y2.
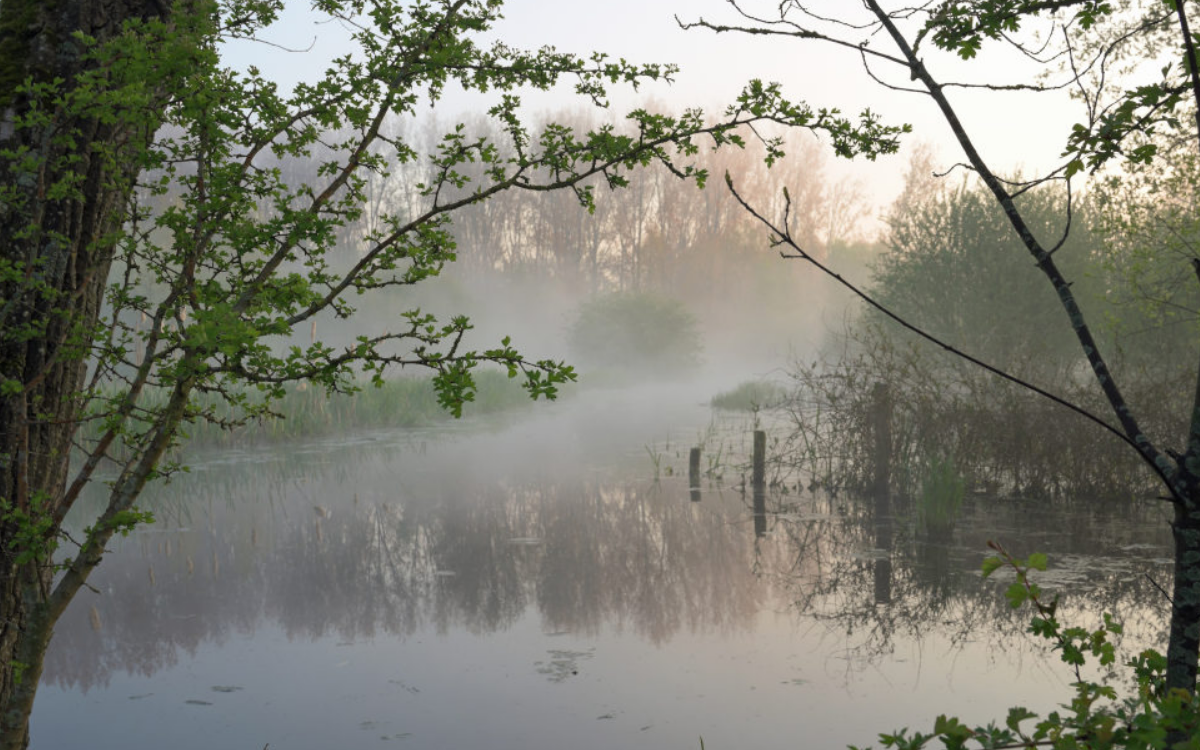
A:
916 454 965 534
567 292 702 376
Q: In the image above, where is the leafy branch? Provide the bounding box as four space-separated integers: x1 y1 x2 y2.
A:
851 544 1200 750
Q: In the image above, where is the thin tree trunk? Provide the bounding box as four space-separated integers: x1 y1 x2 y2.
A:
1169 500 1200 693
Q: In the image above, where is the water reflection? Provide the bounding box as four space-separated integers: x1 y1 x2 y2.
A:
757 487 1173 665
44 421 1175 699
46 453 767 692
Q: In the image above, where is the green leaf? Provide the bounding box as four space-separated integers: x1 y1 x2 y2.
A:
1026 552 1048 571
1005 706 1037 732
981 555 1005 578
1005 582 1029 608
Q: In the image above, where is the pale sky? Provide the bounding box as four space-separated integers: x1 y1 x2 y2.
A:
225 0 1095 230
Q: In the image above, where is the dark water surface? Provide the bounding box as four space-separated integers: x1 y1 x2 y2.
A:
32 384 1175 749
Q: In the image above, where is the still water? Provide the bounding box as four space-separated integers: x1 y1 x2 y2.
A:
32 383 1174 749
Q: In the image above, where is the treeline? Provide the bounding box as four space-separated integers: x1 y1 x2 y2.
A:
131 106 878 382
221 107 878 372
243 106 869 293
439 109 870 296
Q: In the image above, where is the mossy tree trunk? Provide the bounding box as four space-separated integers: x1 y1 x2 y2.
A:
0 1 179 746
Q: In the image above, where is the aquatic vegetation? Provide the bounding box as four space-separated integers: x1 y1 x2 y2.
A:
915 455 965 534
772 342 1168 501
567 292 703 377
80 370 536 451
709 380 789 412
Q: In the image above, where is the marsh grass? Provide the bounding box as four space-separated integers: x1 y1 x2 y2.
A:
710 380 788 412
86 370 537 451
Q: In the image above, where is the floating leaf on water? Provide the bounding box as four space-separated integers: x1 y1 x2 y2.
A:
535 648 594 682
185 699 213 706
211 686 242 693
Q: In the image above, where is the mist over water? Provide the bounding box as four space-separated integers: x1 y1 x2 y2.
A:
35 100 1188 749
33 372 1174 749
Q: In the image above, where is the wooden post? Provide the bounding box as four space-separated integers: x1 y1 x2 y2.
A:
689 447 701 502
753 430 767 536
752 430 766 492
753 487 767 537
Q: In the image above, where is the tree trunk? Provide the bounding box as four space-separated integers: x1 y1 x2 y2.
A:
0 1 179 746
1169 499 1200 693
0 567 55 750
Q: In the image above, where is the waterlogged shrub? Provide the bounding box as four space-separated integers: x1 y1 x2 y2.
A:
775 337 1165 500
567 292 702 377
916 455 965 534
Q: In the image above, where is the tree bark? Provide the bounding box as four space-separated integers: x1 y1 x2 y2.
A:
0 1 178 746
1169 499 1200 695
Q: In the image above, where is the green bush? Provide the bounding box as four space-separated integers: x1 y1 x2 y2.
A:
916 454 966 534
567 292 702 376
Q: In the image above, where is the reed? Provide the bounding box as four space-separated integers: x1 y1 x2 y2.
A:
709 380 788 412
81 370 538 451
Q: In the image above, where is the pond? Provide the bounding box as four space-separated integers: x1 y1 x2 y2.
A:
32 382 1175 749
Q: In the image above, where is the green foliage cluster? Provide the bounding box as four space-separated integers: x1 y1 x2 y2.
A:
1091 149 1200 372
0 495 56 567
567 292 703 377
873 179 1101 377
856 543 1200 749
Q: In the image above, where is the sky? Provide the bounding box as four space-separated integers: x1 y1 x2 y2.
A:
223 0 1097 232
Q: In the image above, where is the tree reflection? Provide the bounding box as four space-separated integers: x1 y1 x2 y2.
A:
43 444 763 690
42 437 1175 691
754 487 1173 665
